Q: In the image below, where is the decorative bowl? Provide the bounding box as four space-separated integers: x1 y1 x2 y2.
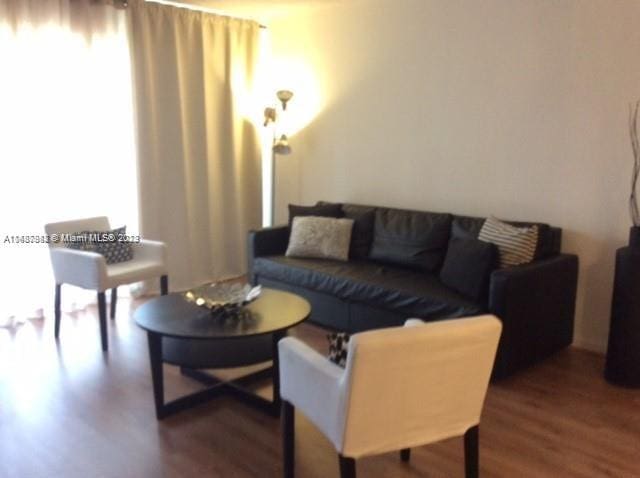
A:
184 282 261 318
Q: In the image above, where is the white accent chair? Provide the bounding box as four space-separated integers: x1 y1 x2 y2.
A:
45 216 168 351
278 315 502 478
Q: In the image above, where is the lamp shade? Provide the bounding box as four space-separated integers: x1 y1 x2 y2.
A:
273 134 291 155
276 90 294 110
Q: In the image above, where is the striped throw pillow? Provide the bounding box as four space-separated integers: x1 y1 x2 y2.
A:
478 216 538 268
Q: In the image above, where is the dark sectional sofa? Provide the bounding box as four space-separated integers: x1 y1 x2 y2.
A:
248 201 579 379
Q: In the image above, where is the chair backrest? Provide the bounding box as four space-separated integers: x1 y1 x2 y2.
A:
340 315 501 458
44 217 110 248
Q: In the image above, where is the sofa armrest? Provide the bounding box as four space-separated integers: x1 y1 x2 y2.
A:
132 239 168 268
278 337 346 448
247 226 289 284
488 253 578 379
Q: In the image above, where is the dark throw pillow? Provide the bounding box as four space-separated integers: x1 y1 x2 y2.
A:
316 202 376 260
288 203 343 228
327 332 350 367
342 205 375 260
439 237 498 303
96 226 133 264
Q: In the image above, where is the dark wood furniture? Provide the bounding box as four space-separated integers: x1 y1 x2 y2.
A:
605 226 640 387
135 287 310 419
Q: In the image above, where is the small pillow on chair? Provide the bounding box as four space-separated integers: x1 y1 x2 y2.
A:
67 230 97 252
96 226 133 264
66 226 133 264
286 216 354 261
439 237 497 303
327 332 350 367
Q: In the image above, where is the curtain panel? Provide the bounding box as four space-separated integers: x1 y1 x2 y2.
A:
127 1 262 292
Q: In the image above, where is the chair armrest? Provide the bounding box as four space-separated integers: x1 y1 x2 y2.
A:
247 226 289 284
49 247 107 291
279 337 346 448
132 239 167 268
488 253 578 378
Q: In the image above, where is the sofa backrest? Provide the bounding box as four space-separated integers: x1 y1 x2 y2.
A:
321 201 562 263
368 207 452 272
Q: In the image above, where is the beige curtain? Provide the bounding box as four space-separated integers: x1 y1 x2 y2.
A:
127 1 262 291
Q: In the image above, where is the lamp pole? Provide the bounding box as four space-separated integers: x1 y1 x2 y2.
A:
271 128 277 226
264 90 294 227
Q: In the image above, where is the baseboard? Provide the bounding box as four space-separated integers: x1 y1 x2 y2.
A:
572 337 607 355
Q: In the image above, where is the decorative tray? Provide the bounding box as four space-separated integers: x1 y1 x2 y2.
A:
184 282 261 318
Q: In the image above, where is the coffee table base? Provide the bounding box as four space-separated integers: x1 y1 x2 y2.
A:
146 331 284 420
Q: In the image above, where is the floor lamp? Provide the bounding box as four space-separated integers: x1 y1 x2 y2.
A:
264 90 293 226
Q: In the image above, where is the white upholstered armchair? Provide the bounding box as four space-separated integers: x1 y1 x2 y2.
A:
278 315 502 478
45 216 168 351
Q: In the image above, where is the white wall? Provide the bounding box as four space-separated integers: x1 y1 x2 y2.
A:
267 0 640 352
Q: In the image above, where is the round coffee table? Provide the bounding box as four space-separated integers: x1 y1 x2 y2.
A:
134 287 311 419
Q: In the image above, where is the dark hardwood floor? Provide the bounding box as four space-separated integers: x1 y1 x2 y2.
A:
1 297 639 477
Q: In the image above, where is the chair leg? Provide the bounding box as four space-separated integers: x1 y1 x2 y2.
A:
54 284 62 339
464 425 479 478
338 455 356 478
282 400 295 478
110 287 117 320
97 292 108 351
160 275 168 295
400 448 411 462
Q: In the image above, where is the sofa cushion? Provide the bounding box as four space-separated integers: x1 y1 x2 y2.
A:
288 203 343 227
439 237 497 303
369 207 452 272
452 215 557 259
253 255 483 319
286 216 354 262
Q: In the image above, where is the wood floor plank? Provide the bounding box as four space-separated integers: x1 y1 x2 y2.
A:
0 298 638 477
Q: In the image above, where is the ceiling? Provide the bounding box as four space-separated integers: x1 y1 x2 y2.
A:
174 0 342 22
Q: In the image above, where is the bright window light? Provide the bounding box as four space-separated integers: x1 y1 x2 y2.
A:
0 18 138 323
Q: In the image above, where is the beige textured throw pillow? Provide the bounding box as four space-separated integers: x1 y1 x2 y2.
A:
286 216 354 261
478 216 538 268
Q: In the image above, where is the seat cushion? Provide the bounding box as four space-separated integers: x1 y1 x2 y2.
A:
253 256 483 320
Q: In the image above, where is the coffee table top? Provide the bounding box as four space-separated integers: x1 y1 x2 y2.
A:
134 287 311 340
